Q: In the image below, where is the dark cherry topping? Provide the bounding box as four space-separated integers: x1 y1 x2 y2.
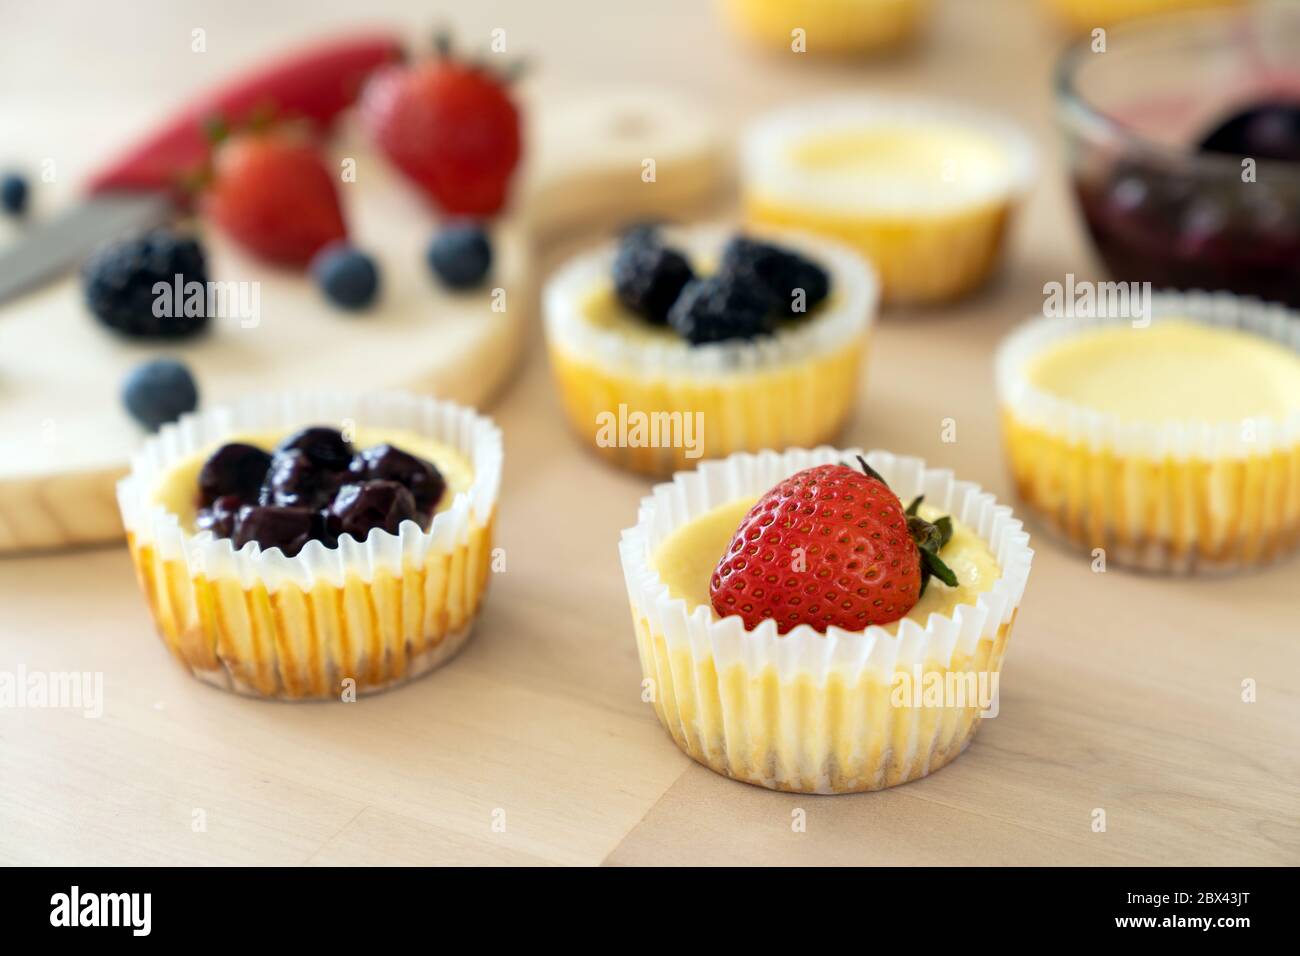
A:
192 427 446 554
348 444 446 516
1073 96 1300 308
197 443 272 507
327 480 419 541
195 494 243 538
260 449 344 510
232 504 332 558
1198 101 1300 164
274 426 353 471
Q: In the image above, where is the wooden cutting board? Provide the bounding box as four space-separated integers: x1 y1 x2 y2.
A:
0 88 726 553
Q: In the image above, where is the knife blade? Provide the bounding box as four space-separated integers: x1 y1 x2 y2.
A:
0 192 174 305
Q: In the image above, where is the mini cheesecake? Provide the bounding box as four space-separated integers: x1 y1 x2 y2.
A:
618 448 1033 793
117 393 501 700
997 294 1300 571
543 224 879 475
742 97 1036 305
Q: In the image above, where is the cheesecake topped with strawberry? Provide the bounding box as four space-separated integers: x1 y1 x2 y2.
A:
618 446 1032 793
654 458 999 634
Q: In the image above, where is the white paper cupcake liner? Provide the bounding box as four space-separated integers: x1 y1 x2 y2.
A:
117 391 502 699
618 447 1034 793
996 292 1300 571
543 224 878 380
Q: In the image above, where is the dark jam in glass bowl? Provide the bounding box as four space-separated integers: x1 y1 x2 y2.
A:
1060 6 1300 308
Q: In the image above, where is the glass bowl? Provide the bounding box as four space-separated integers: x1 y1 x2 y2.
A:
1058 2 1300 307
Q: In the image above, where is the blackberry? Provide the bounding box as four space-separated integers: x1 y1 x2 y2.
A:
612 226 694 324
667 273 775 345
82 230 211 338
719 237 830 318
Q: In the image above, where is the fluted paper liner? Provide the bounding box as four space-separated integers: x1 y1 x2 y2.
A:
996 292 1300 572
117 392 502 699
544 225 878 475
741 96 1037 304
618 447 1033 793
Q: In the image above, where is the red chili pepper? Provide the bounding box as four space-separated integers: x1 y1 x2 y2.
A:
87 33 404 199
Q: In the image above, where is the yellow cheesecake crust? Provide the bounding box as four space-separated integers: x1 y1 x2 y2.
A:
543 226 877 475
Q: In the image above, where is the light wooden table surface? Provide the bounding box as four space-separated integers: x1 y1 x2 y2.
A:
2 0 1297 866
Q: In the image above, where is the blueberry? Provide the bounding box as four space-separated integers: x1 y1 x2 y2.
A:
259 449 343 510
274 427 353 471
311 242 380 310
232 504 329 557
195 494 243 538
328 480 419 542
1 173 28 216
348 444 445 517
122 359 198 431
427 224 492 289
197 443 272 506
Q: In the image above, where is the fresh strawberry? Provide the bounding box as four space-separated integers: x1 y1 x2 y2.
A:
710 457 957 634
202 129 347 267
87 34 402 200
359 37 522 216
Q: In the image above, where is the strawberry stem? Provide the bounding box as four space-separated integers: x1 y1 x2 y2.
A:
921 549 958 589
501 57 530 84
854 455 887 485
434 28 454 58
202 114 229 145
850 455 959 596
908 510 959 596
